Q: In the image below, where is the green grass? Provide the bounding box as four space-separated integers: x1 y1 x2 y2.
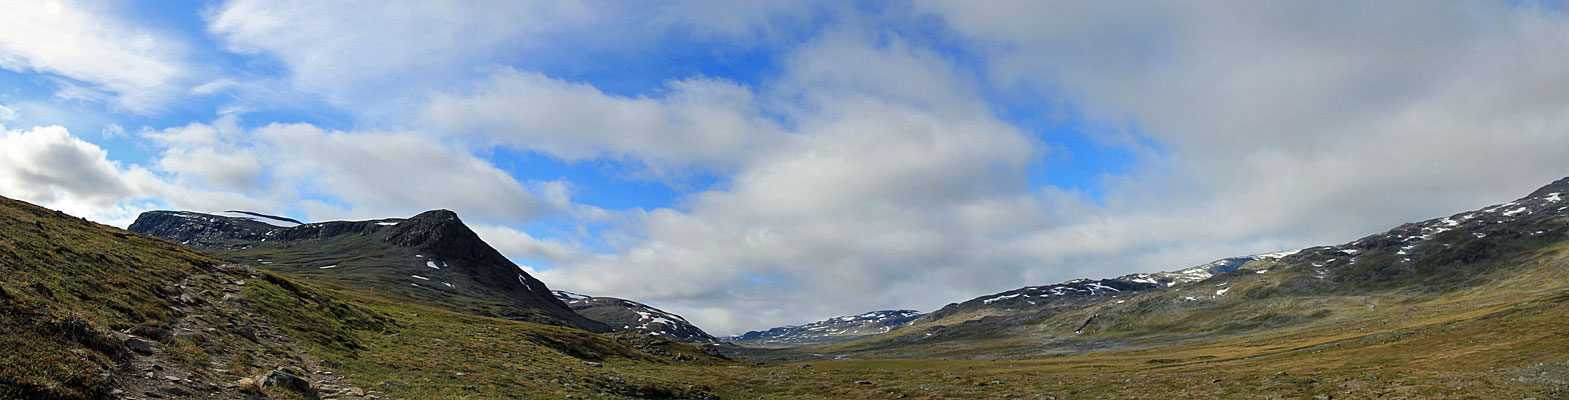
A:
9 193 1569 399
243 271 729 399
0 197 219 399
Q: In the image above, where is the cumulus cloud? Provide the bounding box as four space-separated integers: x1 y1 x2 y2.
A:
0 125 169 226
536 32 1042 334
421 68 785 176
917 1 1569 258
0 1 190 111
254 123 552 224
133 118 558 225
13 1 1569 338
470 224 581 265
535 4 1569 335
205 0 598 115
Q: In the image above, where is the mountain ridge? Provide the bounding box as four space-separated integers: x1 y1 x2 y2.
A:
735 175 1569 361
552 290 721 344
128 209 608 332
725 310 925 346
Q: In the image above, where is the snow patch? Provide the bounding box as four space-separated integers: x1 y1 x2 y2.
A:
377 221 399 226
319 265 337 269
553 290 591 300
426 261 440 269
1216 288 1229 296
411 275 430 280
983 293 1023 304
210 211 302 227
518 275 535 292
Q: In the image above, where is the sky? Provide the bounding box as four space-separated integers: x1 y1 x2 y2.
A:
3 1 1569 335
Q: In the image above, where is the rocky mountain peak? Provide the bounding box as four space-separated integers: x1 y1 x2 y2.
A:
129 209 608 332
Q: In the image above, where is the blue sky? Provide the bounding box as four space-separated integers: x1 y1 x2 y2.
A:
4 1 1569 335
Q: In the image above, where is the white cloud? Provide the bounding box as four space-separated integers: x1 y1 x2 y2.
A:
918 1 1569 248
537 32 1041 335
135 118 558 225
0 125 173 226
205 0 597 115
540 4 1569 336
0 0 190 111
471 224 580 265
421 68 785 176
254 123 553 224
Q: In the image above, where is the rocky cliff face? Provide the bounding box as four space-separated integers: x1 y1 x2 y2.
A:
130 209 607 332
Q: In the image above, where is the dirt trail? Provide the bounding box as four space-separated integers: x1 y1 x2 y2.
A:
111 264 391 399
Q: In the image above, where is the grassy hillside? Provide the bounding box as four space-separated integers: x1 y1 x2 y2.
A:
8 180 1569 399
660 245 1569 398
129 210 608 332
0 196 730 399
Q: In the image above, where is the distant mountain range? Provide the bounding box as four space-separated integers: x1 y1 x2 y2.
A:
9 176 1569 398
553 290 720 343
740 177 1569 360
724 310 925 346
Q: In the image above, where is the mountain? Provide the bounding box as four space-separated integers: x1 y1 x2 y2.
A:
726 310 925 346
906 250 1299 329
772 176 1569 361
128 209 607 332
553 290 720 343
2 196 729 398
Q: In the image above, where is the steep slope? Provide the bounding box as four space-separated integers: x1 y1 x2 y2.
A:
129 209 607 332
790 176 1569 360
725 310 925 346
554 291 720 343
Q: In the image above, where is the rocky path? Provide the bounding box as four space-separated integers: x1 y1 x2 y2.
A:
110 264 391 399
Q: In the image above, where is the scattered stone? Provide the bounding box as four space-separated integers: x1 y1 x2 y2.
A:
584 362 603 368
1275 371 1289 376
855 380 873 385
236 377 256 387
263 370 314 395
131 325 173 341
125 338 159 355
1314 395 1332 400
799 364 812 369
379 381 408 389
343 387 365 396
161 387 193 397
